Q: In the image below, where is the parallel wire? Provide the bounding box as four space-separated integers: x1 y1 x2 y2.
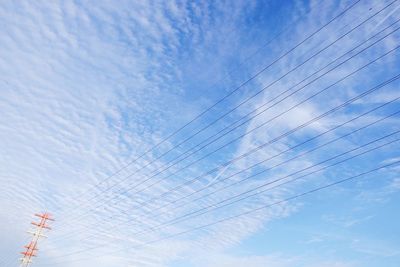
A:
47 99 399 245
96 16 400 222
45 131 400 260
57 0 335 213
135 161 400 250
138 132 400 235
51 39 400 241
35 2 400 265
105 13 400 210
77 37 400 223
94 0 377 206
57 1 392 227
59 106 400 245
57 0 363 219
118 102 400 224
49 69 400 244
148 16 400 175
9 0 399 265
42 158 400 265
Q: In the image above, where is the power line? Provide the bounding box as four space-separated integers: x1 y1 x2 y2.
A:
59 107 400 246
136 132 400 235
80 39 400 222
51 38 400 241
47 69 400 245
41 159 400 265
150 16 400 175
88 0 377 208
57 0 363 219
117 17 400 206
138 160 400 250
56 5 398 229
51 32 399 240
124 103 400 222
45 134 400 260
97 14 400 222
48 101 399 247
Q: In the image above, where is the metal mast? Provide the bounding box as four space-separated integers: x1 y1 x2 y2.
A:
20 213 54 267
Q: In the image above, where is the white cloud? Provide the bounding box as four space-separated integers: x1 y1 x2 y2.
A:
0 0 399 267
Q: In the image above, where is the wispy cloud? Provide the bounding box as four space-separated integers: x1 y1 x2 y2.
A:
1 1 399 267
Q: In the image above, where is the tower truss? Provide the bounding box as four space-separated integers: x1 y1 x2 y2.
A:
20 213 54 267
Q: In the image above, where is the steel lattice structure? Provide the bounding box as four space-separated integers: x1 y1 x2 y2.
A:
20 213 54 267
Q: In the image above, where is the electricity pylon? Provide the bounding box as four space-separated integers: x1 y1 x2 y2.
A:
20 213 54 267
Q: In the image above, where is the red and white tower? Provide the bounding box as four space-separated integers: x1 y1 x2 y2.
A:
20 213 54 267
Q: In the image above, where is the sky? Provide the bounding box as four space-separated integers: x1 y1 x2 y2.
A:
0 0 399 267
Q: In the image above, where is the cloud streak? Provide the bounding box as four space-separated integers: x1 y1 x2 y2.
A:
1 1 399 267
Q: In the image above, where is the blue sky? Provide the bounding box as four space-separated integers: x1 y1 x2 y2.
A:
0 0 399 267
